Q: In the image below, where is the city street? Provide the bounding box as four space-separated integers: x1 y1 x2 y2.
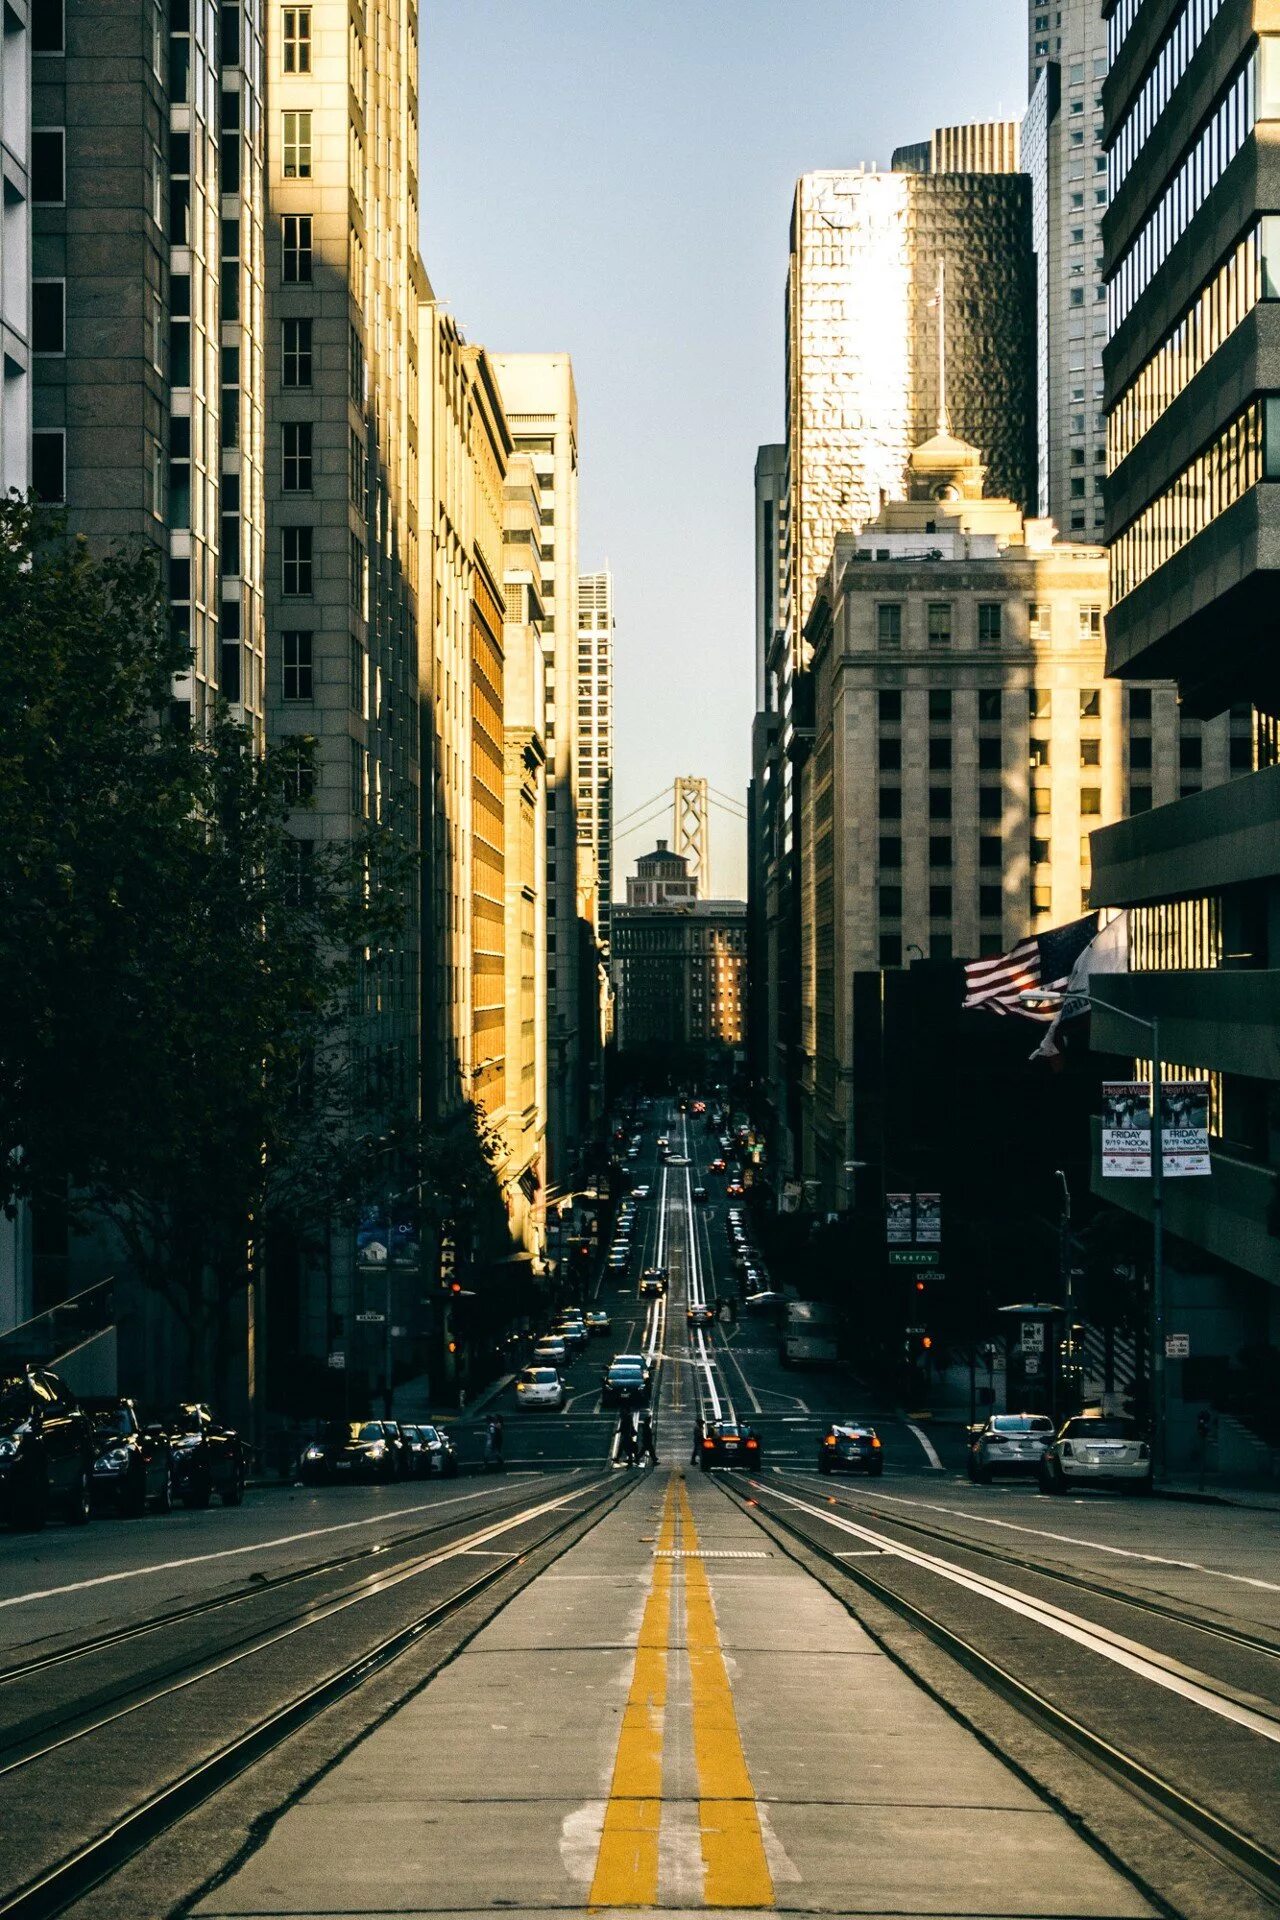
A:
1 1102 1275 1919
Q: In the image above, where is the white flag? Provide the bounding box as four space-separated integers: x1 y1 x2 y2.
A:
1030 910 1129 1060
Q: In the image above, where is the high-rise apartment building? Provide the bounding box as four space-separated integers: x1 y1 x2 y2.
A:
1087 0 1280 1453
1024 0 1110 538
268 0 422 1368
491 354 581 1186
33 0 267 736
576 568 613 954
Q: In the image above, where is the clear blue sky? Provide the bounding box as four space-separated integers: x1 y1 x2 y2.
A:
422 1 1027 898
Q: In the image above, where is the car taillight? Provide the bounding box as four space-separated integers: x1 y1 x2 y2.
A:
871 1436 881 1449
823 1435 836 1448
702 1437 714 1450
745 1438 758 1451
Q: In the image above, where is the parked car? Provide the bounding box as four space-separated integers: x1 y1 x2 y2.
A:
301 1418 398 1484
533 1336 569 1367
699 1420 761 1470
639 1269 668 1298
1040 1412 1153 1494
517 1366 566 1410
416 1423 459 1475
630 1184 651 1200
584 1309 612 1336
743 1290 787 1317
602 1361 649 1408
967 1413 1054 1483
0 1368 94 1529
818 1420 882 1476
553 1319 588 1354
83 1395 173 1514
396 1424 432 1477
156 1403 245 1507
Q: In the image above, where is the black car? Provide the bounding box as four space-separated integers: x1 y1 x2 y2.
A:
698 1420 762 1471
818 1420 883 1476
638 1269 668 1298
416 1423 459 1477
0 1369 94 1529
397 1424 431 1477
83 1396 173 1515
300 1418 398 1483
601 1362 649 1408
159 1403 245 1507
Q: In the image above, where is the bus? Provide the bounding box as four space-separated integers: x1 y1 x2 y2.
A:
780 1298 840 1369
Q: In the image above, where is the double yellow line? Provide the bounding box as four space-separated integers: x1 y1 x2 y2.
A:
588 1475 773 1910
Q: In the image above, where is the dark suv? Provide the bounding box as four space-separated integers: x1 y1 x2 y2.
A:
83 1396 173 1515
0 1369 94 1529
158 1403 245 1508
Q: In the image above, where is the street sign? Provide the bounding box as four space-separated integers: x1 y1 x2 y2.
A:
327 1351 345 1369
1165 1332 1190 1357
889 1249 940 1268
1020 1322 1045 1352
356 1310 385 1324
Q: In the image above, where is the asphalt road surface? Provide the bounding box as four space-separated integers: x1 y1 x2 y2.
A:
0 1099 1276 1920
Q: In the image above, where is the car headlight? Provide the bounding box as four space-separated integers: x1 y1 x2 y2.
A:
366 1442 386 1458
97 1447 130 1471
0 1437 19 1460
304 1444 324 1460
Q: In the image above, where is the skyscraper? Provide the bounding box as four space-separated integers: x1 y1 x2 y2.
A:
1024 0 1110 538
576 568 614 954
491 354 581 1186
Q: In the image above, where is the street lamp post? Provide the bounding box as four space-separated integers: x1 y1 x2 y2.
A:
1022 991 1166 1477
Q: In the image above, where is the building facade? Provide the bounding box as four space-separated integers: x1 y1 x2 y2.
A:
1088 0 1280 1456
1025 0 1110 538
576 568 614 954
613 880 746 1061
491 354 581 1188
626 839 697 907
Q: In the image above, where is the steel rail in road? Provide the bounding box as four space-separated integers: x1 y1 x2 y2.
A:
760 1465 1280 1672
0 1473 635 1920
717 1472 1280 1906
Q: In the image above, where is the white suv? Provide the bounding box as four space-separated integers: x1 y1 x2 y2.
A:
516 1366 565 1410
1041 1413 1152 1494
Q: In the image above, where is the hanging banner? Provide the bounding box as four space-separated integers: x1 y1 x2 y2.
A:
355 1207 391 1268
915 1193 941 1244
1101 1082 1151 1177
1163 1080 1211 1177
886 1193 913 1243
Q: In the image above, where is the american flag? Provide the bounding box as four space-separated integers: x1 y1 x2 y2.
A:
962 914 1098 1019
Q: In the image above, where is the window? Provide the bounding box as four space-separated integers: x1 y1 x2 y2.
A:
1030 687 1051 718
1230 732 1253 771
978 689 1002 724
282 737 316 805
282 110 312 177
978 736 1001 770
979 835 1001 869
928 689 951 723
929 886 952 920
929 835 952 867
32 430 65 504
282 630 314 700
929 736 951 771
283 526 313 595
1078 603 1101 639
1029 737 1050 768
877 737 901 771
282 5 311 70
878 885 902 919
1129 784 1153 813
1129 735 1152 769
927 602 952 648
1180 732 1203 770
877 689 901 723
878 835 902 869
980 884 1002 919
928 786 951 821
1080 738 1102 767
979 787 1002 820
220 1 240 63
878 787 902 821
1031 837 1051 865
1031 787 1051 817
876 603 902 649
879 934 902 967
1033 884 1053 915
31 128 65 202
1081 787 1102 815
282 214 312 282
1079 687 1101 718
31 0 64 52
32 280 65 354
1128 687 1152 722
282 420 313 491
977 602 1002 647
168 415 190 529
282 317 312 387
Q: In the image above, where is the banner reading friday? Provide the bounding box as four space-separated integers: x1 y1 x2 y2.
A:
1101 1081 1211 1178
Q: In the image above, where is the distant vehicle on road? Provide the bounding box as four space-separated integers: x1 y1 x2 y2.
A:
666 1154 691 1167
83 1396 173 1514
692 1185 709 1204
158 1403 245 1507
517 1366 566 1410
631 1184 651 1199
533 1336 569 1367
686 1302 714 1328
0 1368 94 1528
699 1421 761 1470
780 1299 839 1368
584 1309 612 1335
725 1181 744 1197
301 1419 396 1484
967 1414 1053 1484
1040 1413 1152 1494
601 1361 649 1408
743 1289 786 1317
639 1269 668 1298
416 1424 459 1475
818 1420 882 1476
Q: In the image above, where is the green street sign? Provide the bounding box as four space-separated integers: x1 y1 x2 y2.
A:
888 1249 941 1267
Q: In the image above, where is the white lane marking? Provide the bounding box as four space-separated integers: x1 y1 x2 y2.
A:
907 1423 944 1470
849 1487 1280 1594
0 1480 576 1612
767 1487 1280 1743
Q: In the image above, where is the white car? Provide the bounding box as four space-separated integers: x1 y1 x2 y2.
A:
631 1184 650 1199
1041 1413 1152 1494
533 1336 568 1367
516 1366 565 1410
666 1154 690 1167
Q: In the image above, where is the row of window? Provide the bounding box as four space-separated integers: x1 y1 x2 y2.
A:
1111 399 1268 603
873 601 1102 650
879 833 1086 871
877 688 1104 724
878 737 1104 772
877 786 1103 821
1109 222 1276 472
1109 53 1264 334
1109 0 1226 199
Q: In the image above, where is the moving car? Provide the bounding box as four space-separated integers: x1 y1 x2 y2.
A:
83 1396 173 1514
631 1184 651 1200
301 1419 397 1484
601 1361 649 1408
699 1420 761 1470
416 1424 459 1475
533 1335 569 1366
517 1366 566 1410
709 1158 727 1174
667 1154 691 1168
967 1413 1054 1483
692 1185 709 1204
584 1309 612 1335
0 1368 94 1529
156 1403 245 1508
686 1302 714 1328
726 1181 744 1197
1040 1412 1153 1494
743 1289 787 1317
818 1420 882 1476
780 1299 840 1369
612 1350 654 1386
639 1269 668 1298
553 1317 588 1354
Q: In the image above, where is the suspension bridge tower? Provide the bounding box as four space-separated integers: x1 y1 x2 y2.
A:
673 776 710 896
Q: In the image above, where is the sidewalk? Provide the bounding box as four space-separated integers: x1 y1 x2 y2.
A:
195 1464 1156 1917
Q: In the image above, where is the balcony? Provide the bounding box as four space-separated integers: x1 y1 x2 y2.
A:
1089 1121 1280 1290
